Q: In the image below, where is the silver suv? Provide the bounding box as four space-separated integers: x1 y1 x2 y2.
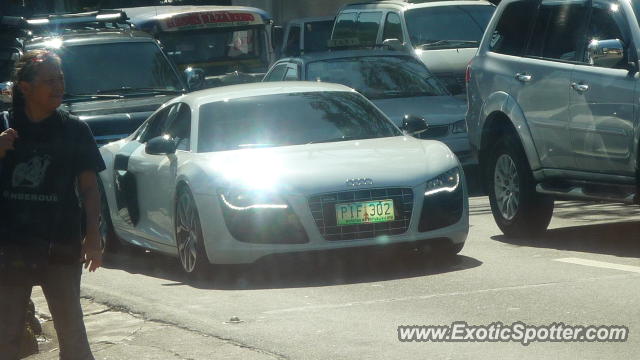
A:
467 0 640 236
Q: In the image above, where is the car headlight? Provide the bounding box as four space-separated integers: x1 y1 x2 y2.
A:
218 189 288 211
217 188 308 244
424 167 461 196
419 167 464 232
451 120 467 134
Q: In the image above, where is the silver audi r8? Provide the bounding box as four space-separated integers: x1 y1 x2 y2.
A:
98 82 469 275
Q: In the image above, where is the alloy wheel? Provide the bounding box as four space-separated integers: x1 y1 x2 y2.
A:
494 154 520 221
176 191 200 273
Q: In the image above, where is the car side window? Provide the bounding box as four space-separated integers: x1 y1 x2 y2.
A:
357 12 383 44
283 65 299 80
333 12 357 39
284 25 302 57
138 106 173 143
264 64 287 82
526 0 589 62
382 12 403 42
489 0 537 56
583 0 630 68
165 103 191 151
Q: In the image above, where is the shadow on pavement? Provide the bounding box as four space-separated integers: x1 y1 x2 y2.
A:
492 220 640 258
102 243 482 290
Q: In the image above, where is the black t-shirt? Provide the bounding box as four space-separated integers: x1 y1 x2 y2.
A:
0 109 106 266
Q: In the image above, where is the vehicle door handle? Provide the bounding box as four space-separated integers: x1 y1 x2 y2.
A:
515 73 532 82
571 82 590 93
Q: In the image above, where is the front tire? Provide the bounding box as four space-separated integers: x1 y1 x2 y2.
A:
486 134 554 237
175 186 210 277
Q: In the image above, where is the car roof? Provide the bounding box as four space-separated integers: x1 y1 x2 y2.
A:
179 81 354 106
287 16 335 25
25 29 155 49
277 49 417 64
340 0 494 11
123 5 272 24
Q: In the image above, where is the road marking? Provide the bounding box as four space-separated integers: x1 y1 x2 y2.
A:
263 274 632 315
555 257 640 274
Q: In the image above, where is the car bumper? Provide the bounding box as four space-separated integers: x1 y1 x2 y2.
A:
195 180 470 265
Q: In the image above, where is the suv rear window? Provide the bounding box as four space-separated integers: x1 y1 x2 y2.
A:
489 1 538 56
332 12 382 44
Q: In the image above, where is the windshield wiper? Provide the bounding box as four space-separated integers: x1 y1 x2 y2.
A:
63 93 124 102
96 87 182 95
237 143 275 149
417 40 479 49
307 136 364 144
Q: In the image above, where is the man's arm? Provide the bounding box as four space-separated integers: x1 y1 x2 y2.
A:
78 170 102 272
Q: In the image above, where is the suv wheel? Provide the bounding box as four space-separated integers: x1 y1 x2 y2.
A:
487 134 554 237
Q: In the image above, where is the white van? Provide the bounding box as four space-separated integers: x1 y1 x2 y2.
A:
330 0 495 95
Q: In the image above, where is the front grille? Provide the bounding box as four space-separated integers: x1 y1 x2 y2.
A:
308 188 414 241
419 124 449 139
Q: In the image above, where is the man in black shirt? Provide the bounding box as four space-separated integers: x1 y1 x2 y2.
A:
0 50 104 360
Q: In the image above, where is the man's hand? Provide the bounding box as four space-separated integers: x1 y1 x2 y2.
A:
81 234 102 272
0 128 18 158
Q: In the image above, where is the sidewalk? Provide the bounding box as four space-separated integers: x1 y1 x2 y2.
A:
26 287 281 360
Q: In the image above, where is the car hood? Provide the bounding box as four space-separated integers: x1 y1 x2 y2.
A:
190 136 458 196
61 94 175 116
371 96 467 127
60 95 178 143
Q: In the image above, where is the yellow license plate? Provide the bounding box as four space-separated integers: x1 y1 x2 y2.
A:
336 199 395 226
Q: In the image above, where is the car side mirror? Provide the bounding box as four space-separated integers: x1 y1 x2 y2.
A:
587 39 625 68
272 25 284 51
145 135 177 155
184 67 205 90
381 38 409 52
401 114 428 137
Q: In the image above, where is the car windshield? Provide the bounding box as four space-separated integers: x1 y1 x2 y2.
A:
405 5 495 48
306 56 449 99
57 42 183 96
159 26 269 76
198 91 401 152
303 20 333 53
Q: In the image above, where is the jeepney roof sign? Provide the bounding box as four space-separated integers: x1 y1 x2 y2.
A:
158 10 264 32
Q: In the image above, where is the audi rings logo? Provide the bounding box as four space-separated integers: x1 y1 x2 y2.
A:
345 178 373 187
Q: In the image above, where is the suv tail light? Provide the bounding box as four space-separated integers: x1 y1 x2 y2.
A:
465 60 473 83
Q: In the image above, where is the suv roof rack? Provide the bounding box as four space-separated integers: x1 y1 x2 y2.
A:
26 10 130 34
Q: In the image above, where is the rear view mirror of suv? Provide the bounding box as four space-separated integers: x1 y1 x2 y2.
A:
587 39 625 69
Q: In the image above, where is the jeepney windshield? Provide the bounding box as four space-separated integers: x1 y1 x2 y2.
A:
159 26 269 75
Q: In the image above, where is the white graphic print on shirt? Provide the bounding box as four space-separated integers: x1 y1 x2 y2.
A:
11 155 52 188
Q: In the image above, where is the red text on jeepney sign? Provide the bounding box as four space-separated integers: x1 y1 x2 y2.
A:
165 12 258 29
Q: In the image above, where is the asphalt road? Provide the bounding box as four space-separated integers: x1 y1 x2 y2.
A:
79 196 640 359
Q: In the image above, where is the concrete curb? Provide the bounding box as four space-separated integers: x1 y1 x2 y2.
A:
26 287 282 360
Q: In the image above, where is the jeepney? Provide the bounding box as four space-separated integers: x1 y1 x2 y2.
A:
124 6 277 89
